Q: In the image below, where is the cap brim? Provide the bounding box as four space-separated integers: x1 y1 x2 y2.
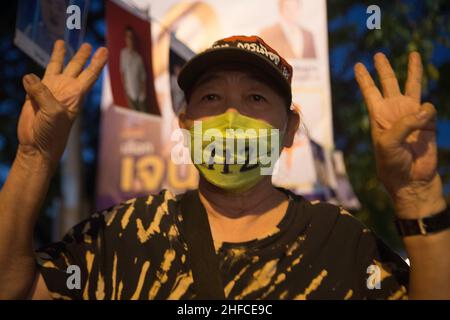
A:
177 47 292 105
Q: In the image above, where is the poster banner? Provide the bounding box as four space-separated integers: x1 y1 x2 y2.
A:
97 1 199 210
105 0 159 115
96 0 360 210
14 0 89 67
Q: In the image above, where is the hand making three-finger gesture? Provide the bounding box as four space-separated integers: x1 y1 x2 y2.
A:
354 52 445 219
17 40 108 169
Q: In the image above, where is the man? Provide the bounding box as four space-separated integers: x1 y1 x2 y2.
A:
120 25 147 113
0 35 449 300
259 0 316 59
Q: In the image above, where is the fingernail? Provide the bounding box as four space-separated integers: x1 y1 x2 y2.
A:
96 47 107 57
416 110 428 120
25 74 38 85
30 74 39 83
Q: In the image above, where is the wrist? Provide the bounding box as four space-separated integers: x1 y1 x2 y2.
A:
16 144 57 175
392 175 446 219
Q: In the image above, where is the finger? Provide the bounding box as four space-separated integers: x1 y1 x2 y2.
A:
78 47 108 91
404 51 422 102
384 102 436 145
63 43 92 77
374 52 401 98
354 62 383 112
22 74 60 114
44 40 66 78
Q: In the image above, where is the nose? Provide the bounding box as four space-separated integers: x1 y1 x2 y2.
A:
224 107 239 114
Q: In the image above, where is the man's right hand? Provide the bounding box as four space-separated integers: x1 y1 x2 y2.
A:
18 40 108 168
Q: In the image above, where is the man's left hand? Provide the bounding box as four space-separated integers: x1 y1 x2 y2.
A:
354 52 446 219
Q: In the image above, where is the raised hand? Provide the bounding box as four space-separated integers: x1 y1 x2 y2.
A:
17 40 108 167
354 52 445 218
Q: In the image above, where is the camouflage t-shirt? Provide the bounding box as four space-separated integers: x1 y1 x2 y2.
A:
36 189 409 300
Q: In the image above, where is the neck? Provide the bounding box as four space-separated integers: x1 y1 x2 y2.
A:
198 176 289 243
281 19 299 33
198 176 287 219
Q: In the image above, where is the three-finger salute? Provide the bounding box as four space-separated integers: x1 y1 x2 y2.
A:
17 40 108 167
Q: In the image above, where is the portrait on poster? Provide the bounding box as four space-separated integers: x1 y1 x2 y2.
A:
106 0 159 115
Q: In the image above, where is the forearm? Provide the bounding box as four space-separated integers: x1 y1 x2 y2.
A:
0 146 55 298
405 227 450 299
394 177 450 299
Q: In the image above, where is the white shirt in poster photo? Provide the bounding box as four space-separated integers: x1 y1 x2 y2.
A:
120 47 146 102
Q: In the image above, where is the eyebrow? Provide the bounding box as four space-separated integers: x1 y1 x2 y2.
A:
192 73 223 90
244 74 275 89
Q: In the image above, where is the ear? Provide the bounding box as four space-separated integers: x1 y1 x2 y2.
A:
178 112 188 129
283 108 300 148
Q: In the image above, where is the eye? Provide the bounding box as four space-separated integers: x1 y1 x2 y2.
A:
201 94 220 101
250 94 266 102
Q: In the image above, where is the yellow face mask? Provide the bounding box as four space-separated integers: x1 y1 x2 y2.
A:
188 111 285 192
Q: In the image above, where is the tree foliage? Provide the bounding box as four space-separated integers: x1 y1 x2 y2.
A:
327 0 450 251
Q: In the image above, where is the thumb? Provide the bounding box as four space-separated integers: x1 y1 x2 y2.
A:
385 102 436 144
22 74 60 115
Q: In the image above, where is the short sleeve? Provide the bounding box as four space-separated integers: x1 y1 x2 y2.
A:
35 199 135 300
355 228 410 300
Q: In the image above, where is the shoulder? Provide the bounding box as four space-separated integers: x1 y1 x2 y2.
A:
300 27 313 37
100 189 177 229
289 193 370 242
65 189 179 243
298 194 366 228
259 24 282 38
299 197 409 269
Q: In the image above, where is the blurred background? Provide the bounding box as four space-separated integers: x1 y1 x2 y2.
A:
0 0 449 254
